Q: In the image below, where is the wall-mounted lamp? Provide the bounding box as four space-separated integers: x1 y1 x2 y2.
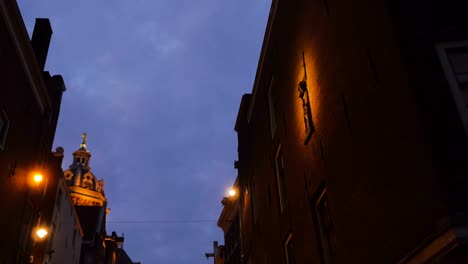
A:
35 227 49 239
228 188 236 197
33 173 43 183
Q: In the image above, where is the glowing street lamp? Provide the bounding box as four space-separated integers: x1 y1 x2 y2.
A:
228 188 236 197
35 228 48 239
33 174 43 183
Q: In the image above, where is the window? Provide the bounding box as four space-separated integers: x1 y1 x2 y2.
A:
268 77 278 138
267 184 272 208
0 109 10 150
72 229 76 247
275 145 287 213
322 0 330 16
284 233 295 264
51 223 56 243
436 41 468 135
251 180 258 224
314 187 335 264
56 188 63 211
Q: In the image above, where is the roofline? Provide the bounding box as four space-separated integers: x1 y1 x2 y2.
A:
0 0 52 114
217 177 239 229
234 94 252 132
246 0 279 123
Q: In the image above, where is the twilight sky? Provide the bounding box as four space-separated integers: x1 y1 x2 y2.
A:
17 0 270 263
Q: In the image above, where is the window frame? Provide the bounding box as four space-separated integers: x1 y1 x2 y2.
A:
275 145 287 213
284 233 295 264
435 41 468 136
268 77 278 139
0 109 10 151
313 186 334 264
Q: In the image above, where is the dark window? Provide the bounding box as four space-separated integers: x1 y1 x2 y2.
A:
275 146 287 213
0 110 10 150
268 77 278 138
267 184 272 208
284 234 295 264
322 0 330 16
19 203 34 253
447 47 468 107
51 223 56 243
436 42 468 135
72 229 76 247
56 188 63 211
314 187 335 264
366 48 379 87
251 180 257 224
225 214 241 264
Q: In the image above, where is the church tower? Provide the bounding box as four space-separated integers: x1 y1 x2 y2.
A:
64 133 107 208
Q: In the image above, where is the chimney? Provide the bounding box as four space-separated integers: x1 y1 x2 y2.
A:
31 18 53 71
52 146 65 167
213 241 219 255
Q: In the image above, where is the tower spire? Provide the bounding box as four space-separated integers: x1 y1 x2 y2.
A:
81 132 87 149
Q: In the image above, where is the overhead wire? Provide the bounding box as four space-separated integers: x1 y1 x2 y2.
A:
107 220 217 223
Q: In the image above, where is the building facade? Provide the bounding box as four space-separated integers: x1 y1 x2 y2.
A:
64 136 139 264
63 137 109 264
217 180 241 264
44 164 84 264
0 1 66 263
220 0 468 263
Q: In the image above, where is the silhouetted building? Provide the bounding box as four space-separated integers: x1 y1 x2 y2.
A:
64 136 139 264
217 180 240 264
205 241 225 264
223 0 468 263
0 2 66 263
105 232 139 264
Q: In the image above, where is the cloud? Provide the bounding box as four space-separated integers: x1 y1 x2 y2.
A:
17 0 271 263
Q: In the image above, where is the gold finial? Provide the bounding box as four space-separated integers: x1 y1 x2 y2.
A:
81 132 87 149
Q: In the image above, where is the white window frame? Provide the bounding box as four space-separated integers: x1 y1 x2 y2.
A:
315 187 334 264
284 233 294 264
275 145 287 213
0 109 10 151
435 41 468 136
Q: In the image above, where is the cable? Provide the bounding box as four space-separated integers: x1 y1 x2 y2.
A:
107 220 217 223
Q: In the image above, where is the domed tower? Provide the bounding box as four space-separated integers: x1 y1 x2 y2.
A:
64 133 107 207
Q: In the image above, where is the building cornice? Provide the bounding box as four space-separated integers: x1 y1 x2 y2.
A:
247 0 279 123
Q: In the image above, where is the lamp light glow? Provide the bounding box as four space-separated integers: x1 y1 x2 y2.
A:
35 228 48 239
33 174 43 183
228 188 236 197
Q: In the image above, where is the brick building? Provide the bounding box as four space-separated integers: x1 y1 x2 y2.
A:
0 1 66 262
220 0 468 263
217 180 241 264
